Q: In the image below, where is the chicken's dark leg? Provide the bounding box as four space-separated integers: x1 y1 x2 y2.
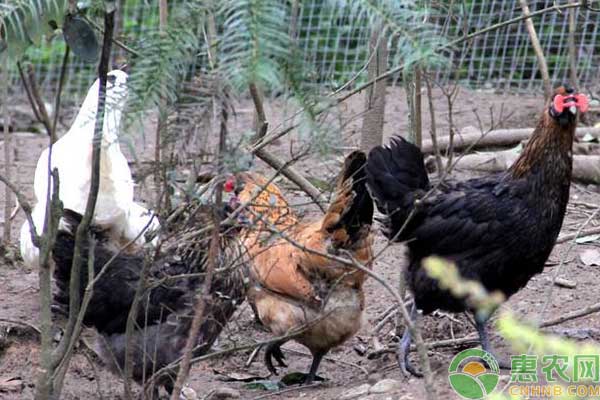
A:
475 314 491 353
304 350 326 385
475 314 510 369
265 341 288 375
397 303 423 378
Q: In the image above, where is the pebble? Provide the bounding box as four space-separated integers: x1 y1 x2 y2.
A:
340 383 371 400
369 378 402 394
207 387 241 400
180 387 197 400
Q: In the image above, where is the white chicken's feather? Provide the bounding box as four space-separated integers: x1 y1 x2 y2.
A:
20 70 160 267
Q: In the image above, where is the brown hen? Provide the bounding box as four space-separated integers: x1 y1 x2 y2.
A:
237 151 373 384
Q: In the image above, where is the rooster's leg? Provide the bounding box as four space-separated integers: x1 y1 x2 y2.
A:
397 303 423 378
475 315 491 353
475 314 510 369
304 350 326 385
265 341 288 375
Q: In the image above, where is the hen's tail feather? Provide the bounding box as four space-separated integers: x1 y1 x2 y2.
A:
322 151 374 247
366 137 430 240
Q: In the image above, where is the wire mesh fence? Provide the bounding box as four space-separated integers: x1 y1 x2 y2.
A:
8 0 600 101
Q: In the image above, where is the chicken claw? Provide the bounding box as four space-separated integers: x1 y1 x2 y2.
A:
265 342 287 375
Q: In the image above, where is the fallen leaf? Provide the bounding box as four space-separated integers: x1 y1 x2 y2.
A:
580 249 600 266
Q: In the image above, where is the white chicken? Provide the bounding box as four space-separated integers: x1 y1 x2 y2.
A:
20 70 160 267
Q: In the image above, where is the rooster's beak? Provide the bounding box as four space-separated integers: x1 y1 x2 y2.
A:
568 106 577 115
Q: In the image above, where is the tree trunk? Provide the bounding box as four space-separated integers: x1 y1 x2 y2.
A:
360 25 388 152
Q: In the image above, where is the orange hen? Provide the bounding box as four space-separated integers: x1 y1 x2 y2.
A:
237 151 373 384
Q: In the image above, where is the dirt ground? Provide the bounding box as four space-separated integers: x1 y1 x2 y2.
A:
1 85 599 399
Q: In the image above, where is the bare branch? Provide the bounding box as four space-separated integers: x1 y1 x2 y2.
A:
519 0 552 99
247 84 327 212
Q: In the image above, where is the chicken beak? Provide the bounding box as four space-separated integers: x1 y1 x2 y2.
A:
568 105 577 115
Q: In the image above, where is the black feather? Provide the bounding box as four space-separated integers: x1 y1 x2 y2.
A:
366 130 572 315
52 207 248 390
329 150 374 241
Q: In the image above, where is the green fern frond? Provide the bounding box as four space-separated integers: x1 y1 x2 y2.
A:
125 1 205 124
1 0 67 59
330 0 447 69
217 0 291 92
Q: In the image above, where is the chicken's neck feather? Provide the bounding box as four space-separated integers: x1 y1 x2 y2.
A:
508 109 575 184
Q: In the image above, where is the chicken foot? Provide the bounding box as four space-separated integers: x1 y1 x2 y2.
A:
475 314 511 370
264 341 326 384
265 341 288 375
304 350 326 384
397 303 423 378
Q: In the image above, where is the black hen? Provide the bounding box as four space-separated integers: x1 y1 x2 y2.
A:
366 86 588 375
52 196 248 393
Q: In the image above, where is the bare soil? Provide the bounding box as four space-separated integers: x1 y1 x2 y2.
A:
1 86 599 399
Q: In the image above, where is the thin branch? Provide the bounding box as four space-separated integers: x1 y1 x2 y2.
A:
414 66 422 148
46 9 115 399
423 70 442 176
556 226 600 243
2 55 12 244
82 15 141 57
0 173 38 247
249 82 268 141
252 2 587 153
519 0 552 99
247 84 326 212
25 64 53 139
568 0 579 89
533 205 600 357
243 205 436 399
16 62 42 123
170 72 229 400
540 301 600 328
51 46 70 137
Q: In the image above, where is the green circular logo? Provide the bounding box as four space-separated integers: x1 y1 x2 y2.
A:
448 348 500 399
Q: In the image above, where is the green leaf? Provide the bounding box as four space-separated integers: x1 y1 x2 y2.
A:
244 379 283 391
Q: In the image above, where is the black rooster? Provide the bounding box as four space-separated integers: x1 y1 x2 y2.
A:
51 182 248 394
365 86 588 375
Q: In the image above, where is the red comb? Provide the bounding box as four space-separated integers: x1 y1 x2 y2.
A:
224 178 235 193
553 93 589 113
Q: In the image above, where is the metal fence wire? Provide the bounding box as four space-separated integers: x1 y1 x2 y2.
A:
11 0 600 100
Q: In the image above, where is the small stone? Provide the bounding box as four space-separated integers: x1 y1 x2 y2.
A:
340 383 371 400
180 387 197 400
207 387 241 400
369 378 401 394
353 343 367 356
